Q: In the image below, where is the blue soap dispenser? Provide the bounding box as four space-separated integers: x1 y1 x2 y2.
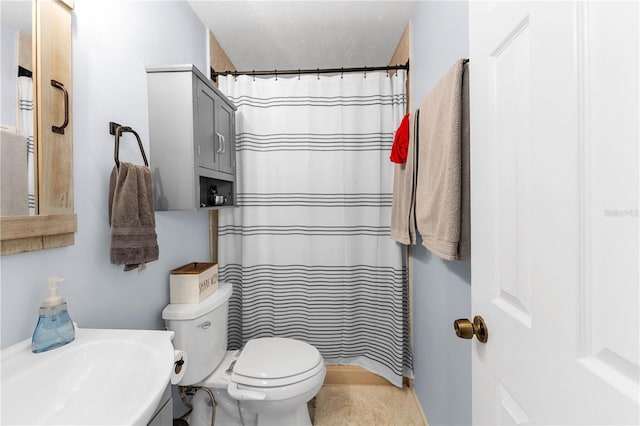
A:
31 276 75 353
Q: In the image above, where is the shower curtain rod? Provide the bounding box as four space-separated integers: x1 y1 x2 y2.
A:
211 61 409 79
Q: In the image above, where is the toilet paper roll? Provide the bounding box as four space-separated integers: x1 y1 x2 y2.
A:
171 349 188 385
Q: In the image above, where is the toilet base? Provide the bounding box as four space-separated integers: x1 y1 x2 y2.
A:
254 405 312 426
188 388 312 426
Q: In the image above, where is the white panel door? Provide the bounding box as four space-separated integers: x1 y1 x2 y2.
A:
469 1 639 424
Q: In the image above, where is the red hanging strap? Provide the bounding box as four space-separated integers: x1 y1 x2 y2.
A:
390 113 410 164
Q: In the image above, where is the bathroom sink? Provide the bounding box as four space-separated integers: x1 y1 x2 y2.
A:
1 327 175 425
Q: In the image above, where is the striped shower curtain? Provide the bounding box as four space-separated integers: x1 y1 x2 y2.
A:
218 70 412 386
18 75 35 214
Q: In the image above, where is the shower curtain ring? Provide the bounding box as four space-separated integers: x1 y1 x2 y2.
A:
341 67 344 79
364 66 367 79
275 69 278 81
298 69 301 80
252 70 255 81
317 68 320 80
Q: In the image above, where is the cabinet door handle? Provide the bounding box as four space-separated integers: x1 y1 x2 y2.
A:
220 134 226 154
51 80 69 135
216 132 224 153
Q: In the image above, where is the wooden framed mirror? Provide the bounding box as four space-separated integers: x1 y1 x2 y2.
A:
0 0 76 255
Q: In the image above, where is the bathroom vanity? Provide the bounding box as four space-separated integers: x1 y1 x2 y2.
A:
147 385 173 426
1 327 176 425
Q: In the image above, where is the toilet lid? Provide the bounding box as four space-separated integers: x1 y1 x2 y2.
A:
231 337 323 386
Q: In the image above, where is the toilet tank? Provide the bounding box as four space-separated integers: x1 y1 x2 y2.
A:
162 282 232 386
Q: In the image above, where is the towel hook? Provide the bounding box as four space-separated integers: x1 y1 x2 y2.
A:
110 122 149 169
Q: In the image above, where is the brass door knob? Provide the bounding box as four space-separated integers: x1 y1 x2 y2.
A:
454 315 489 343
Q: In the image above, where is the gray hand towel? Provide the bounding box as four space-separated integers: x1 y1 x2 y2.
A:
415 59 470 261
108 162 159 271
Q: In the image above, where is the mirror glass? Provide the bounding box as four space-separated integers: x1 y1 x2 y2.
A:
1 0 35 216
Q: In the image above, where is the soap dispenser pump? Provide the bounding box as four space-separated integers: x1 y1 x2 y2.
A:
31 276 75 353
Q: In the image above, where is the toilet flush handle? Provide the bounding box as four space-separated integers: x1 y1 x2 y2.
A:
227 382 266 401
197 321 211 329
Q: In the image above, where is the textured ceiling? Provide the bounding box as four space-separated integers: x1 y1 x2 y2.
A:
187 1 415 71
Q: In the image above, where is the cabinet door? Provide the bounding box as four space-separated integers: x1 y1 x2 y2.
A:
195 79 218 171
216 99 235 175
38 0 74 216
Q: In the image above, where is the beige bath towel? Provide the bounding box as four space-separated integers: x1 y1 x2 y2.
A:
415 59 470 260
108 162 159 271
390 111 418 245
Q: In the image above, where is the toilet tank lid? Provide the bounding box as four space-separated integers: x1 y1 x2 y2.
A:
162 282 232 320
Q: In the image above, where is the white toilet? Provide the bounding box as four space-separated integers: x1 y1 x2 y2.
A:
162 282 326 426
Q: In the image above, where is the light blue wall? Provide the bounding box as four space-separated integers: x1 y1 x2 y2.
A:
0 0 210 348
409 2 472 425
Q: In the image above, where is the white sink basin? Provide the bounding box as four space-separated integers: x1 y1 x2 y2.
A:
1 327 175 425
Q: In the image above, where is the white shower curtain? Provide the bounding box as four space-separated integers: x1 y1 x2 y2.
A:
218 70 412 386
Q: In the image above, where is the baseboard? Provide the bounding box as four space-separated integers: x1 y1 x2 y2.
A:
323 365 393 386
323 365 415 388
411 389 430 425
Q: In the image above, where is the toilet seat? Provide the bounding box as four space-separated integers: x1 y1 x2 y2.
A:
230 337 324 387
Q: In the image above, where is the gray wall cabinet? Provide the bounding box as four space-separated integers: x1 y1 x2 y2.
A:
146 64 237 210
